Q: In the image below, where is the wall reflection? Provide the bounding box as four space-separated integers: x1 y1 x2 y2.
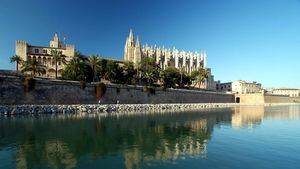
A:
0 105 299 169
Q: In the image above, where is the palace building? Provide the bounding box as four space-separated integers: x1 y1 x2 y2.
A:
16 33 75 78
124 29 216 90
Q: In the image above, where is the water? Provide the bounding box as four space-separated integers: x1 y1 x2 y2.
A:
1 105 300 169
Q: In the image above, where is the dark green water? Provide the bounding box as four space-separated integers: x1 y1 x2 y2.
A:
1 105 300 169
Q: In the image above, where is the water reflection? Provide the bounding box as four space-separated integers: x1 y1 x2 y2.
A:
0 105 300 169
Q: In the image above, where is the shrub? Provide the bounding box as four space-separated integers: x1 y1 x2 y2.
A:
116 86 121 94
80 80 86 90
95 82 107 99
142 86 156 95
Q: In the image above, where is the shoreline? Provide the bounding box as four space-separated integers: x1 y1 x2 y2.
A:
1 103 300 116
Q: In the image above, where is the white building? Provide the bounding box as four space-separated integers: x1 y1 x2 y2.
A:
232 80 262 94
272 88 300 97
216 80 262 94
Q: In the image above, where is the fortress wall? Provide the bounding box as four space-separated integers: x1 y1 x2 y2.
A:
264 94 293 103
235 93 265 104
0 74 234 105
235 93 296 104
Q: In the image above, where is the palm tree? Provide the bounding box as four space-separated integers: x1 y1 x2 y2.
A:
22 59 46 77
63 57 86 81
191 68 209 88
10 55 23 71
87 55 101 82
179 66 186 86
51 50 66 79
143 71 155 85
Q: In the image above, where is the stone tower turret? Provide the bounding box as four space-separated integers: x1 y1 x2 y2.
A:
134 36 142 65
124 29 135 62
50 32 63 48
15 40 28 61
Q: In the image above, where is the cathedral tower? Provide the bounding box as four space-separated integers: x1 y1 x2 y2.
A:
134 36 142 65
124 29 135 62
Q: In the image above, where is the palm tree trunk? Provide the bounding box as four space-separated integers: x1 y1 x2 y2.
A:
55 59 58 79
16 61 19 72
92 66 95 82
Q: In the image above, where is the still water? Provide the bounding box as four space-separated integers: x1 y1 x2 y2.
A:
1 105 300 169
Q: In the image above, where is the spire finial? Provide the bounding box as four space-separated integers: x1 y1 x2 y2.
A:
129 29 134 39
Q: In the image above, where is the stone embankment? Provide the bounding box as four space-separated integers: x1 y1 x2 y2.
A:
0 103 299 116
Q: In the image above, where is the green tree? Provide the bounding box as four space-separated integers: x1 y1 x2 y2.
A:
190 68 209 88
123 61 136 84
61 57 86 81
98 59 108 80
105 60 124 83
21 59 46 77
160 67 180 89
10 55 23 71
140 57 161 86
50 50 66 79
87 55 101 82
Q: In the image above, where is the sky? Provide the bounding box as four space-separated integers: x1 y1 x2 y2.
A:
0 0 300 88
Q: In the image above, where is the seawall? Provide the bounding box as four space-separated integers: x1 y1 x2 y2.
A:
0 72 234 105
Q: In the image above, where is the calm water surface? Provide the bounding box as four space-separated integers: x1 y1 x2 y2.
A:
1 105 300 169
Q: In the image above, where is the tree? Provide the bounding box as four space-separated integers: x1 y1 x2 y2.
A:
10 55 23 71
105 60 124 84
98 59 108 80
61 57 86 81
21 59 46 77
123 61 136 84
160 67 180 89
140 57 161 86
190 68 209 88
87 55 101 82
51 50 66 79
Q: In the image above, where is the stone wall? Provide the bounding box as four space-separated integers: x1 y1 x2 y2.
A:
235 93 296 104
235 93 265 104
0 74 234 105
264 94 293 103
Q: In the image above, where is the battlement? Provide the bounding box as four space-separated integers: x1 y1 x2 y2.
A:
16 40 27 46
65 44 75 49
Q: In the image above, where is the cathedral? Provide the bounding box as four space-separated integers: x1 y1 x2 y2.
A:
124 29 216 90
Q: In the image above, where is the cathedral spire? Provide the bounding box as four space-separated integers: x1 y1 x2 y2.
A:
129 29 134 40
136 36 140 47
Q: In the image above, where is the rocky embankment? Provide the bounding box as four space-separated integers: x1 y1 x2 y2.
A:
1 103 299 116
0 103 237 116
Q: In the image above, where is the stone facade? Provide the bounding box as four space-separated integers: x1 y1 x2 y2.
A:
216 81 232 93
124 30 207 72
16 33 75 78
123 29 216 90
271 88 300 97
0 73 234 105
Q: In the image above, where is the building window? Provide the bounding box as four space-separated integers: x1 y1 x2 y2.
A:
43 49 47 54
35 49 39 53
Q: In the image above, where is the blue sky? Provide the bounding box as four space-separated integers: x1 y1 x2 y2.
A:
0 0 300 88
